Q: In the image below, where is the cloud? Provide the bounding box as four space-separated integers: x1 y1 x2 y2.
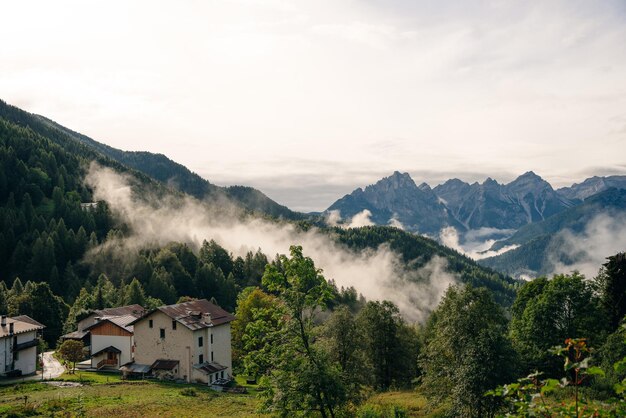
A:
547 212 626 278
439 226 518 260
85 163 457 322
3 1 626 212
388 216 404 230
347 210 374 228
324 209 375 229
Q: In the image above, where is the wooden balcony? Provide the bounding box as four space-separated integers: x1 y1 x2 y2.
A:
97 358 118 369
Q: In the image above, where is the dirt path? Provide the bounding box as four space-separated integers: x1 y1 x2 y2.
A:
0 350 65 385
41 351 65 379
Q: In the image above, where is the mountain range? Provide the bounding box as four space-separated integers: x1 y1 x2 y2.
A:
326 170 626 235
2 97 624 282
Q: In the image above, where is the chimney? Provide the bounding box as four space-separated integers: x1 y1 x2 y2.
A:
202 313 212 324
9 322 14 335
1 316 6 327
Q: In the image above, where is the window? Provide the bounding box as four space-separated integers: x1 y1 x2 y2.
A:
211 351 214 362
149 319 153 328
172 320 177 330
220 371 224 379
198 336 203 347
210 334 213 344
199 354 204 364
14 350 19 361
160 328 165 339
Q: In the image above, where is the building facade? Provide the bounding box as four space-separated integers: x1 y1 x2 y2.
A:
0 315 45 377
130 299 234 384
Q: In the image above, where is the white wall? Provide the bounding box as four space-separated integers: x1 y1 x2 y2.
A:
133 311 192 381
90 334 133 367
0 330 39 375
211 324 232 376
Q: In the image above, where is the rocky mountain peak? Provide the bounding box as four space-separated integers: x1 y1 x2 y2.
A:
365 171 418 193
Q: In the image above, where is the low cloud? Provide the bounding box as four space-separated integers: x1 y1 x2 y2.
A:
86 163 457 322
547 213 626 279
439 226 518 260
324 209 375 228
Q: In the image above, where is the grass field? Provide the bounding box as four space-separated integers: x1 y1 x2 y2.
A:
0 372 452 417
0 373 264 418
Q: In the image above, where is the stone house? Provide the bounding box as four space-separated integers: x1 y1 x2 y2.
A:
128 299 234 384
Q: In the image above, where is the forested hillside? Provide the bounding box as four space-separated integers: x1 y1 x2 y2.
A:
0 100 304 221
332 226 517 305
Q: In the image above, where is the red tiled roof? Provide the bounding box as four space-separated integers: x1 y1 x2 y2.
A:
129 299 234 330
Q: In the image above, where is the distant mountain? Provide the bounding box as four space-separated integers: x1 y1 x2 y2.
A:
480 188 626 277
0 100 303 220
327 171 576 234
557 175 626 201
489 187 626 251
327 171 462 235
434 171 575 230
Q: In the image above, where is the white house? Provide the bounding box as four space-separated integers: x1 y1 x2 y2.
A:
128 299 235 385
0 315 45 377
60 305 143 370
84 314 136 369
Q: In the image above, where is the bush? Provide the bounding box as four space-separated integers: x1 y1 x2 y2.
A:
180 387 197 397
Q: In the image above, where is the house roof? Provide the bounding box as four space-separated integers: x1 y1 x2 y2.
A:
0 316 45 338
120 362 151 374
150 359 179 370
92 304 144 318
12 315 45 328
60 330 89 340
129 299 235 330
91 345 122 357
85 314 136 334
193 361 227 375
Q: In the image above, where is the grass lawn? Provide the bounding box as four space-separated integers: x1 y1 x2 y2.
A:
360 390 449 417
0 375 264 417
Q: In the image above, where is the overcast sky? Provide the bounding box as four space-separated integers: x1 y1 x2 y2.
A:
2 1 626 211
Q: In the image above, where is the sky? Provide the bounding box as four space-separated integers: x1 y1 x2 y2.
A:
2 0 626 212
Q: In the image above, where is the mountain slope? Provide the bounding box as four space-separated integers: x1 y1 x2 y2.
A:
327 171 462 235
489 188 626 251
0 100 303 220
480 188 626 277
557 175 626 201
328 171 576 234
333 226 519 306
433 171 575 230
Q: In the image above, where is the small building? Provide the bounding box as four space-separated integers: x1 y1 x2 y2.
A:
0 315 45 377
84 314 136 370
129 299 235 385
60 305 144 370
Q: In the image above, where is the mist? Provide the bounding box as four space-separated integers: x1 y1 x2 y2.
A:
547 212 626 279
86 164 457 322
439 226 519 260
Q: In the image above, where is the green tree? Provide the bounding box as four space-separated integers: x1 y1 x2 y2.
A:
596 252 626 331
64 287 94 333
123 278 146 307
357 300 418 390
321 306 369 403
420 285 516 418
260 245 345 418
232 287 282 380
58 339 85 373
11 282 69 345
199 239 233 277
510 273 607 376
